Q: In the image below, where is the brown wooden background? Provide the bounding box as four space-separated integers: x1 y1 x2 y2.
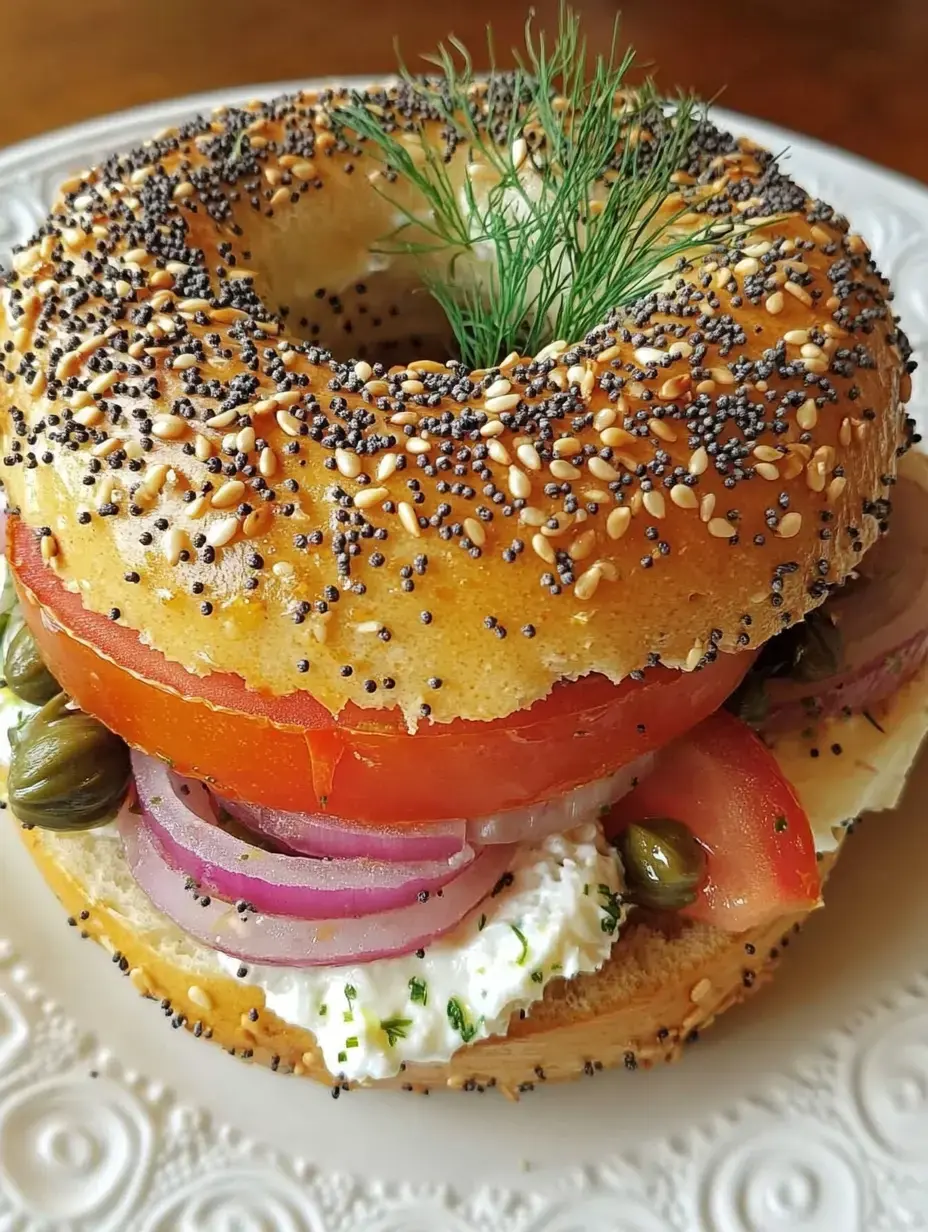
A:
1 0 926 182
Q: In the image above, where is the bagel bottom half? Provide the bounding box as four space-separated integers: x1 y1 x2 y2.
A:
13 662 928 1096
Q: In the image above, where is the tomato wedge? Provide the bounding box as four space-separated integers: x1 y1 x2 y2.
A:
608 711 820 931
7 517 753 824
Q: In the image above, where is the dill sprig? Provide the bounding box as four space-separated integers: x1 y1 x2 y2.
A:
334 6 728 369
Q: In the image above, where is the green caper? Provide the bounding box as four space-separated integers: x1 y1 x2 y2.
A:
617 818 708 912
3 622 60 705
7 693 131 830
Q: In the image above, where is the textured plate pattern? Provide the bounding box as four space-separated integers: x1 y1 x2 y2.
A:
0 86 927 1231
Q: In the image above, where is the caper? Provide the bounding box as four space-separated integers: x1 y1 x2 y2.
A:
3 622 60 704
7 692 131 830
617 818 708 912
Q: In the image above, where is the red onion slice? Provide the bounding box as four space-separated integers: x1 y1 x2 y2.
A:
218 796 467 862
465 752 655 845
217 751 654 857
118 802 515 966
132 751 474 919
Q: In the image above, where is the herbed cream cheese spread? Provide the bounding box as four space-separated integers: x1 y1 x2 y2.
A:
215 823 625 1081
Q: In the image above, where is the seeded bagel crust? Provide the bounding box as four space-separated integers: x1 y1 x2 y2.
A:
0 84 914 726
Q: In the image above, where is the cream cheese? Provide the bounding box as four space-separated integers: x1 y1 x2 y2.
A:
215 822 625 1081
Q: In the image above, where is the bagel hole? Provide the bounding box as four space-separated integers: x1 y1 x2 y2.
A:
284 270 459 365
241 204 461 365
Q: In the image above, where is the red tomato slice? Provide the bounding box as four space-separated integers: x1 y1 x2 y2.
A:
608 711 820 931
7 517 753 824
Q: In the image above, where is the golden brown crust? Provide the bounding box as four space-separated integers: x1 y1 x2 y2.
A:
19 819 828 1093
0 85 912 724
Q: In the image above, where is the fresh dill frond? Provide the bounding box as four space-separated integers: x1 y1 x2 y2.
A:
333 5 729 369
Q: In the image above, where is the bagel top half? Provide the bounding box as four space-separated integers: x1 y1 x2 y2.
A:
0 82 915 724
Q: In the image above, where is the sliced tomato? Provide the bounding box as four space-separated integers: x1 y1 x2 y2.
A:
608 710 820 932
7 517 752 824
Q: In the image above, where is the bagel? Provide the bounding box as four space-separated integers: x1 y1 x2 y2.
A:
0 26 922 1094
0 85 912 729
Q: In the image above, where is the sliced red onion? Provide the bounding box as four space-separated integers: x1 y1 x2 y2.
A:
132 751 474 919
118 801 515 966
464 751 655 845
217 751 654 858
218 795 467 862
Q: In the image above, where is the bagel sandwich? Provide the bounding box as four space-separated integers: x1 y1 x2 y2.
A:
0 12 925 1095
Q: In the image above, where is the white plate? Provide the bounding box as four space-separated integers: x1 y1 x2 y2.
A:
1 85 928 1232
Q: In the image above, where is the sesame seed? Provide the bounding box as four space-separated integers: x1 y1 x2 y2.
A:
806 461 827 493
656 379 688 405
206 409 238 429
163 528 187 565
785 280 813 307
463 517 486 547
600 427 635 450
700 493 716 523
485 393 520 414
606 506 632 540
398 501 421 538
777 511 803 538
826 476 847 503
765 291 784 315
517 443 542 471
642 490 666 519
552 437 582 457
276 409 302 437
187 984 213 1011
796 400 818 431
206 516 239 548
73 406 103 428
335 448 362 478
670 484 698 510
588 457 619 482
688 447 708 476
151 414 188 440
508 466 532 500
484 378 512 399
354 486 390 510
531 533 556 564
707 518 737 539
376 453 399 482
568 528 597 561
479 420 506 438
211 479 246 509
574 565 603 600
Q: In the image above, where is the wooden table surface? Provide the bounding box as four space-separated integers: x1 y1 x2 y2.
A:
2 0 926 183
